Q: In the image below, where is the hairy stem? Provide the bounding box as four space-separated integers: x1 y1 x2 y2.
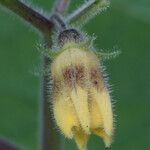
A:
67 0 110 26
52 0 70 29
41 51 61 150
0 0 54 35
54 0 70 14
41 0 70 150
51 13 66 29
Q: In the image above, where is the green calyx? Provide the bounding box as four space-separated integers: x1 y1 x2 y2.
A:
48 41 92 59
43 40 120 61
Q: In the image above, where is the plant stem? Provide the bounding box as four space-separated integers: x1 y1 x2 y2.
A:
0 139 20 150
41 45 61 150
54 0 70 14
0 0 54 35
41 1 70 150
40 42 61 150
67 0 110 26
51 13 66 29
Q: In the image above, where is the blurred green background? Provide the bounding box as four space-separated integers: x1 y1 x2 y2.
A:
0 0 150 150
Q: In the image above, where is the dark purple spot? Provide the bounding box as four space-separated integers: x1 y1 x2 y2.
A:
91 68 101 87
63 66 85 86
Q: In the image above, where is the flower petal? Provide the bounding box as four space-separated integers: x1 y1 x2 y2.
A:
92 88 113 136
93 128 112 147
88 89 103 129
71 86 90 134
53 94 80 138
74 131 89 150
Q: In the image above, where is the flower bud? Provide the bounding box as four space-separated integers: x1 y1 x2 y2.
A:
51 29 114 150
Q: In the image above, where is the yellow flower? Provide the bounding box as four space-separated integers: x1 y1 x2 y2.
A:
51 29 114 150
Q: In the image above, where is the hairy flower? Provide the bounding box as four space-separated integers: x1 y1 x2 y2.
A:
51 29 114 150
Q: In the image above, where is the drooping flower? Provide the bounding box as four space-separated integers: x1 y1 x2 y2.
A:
50 29 114 150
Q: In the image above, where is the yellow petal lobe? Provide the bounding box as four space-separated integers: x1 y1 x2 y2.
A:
71 86 90 134
74 131 88 150
93 128 112 147
53 94 80 138
91 87 113 136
